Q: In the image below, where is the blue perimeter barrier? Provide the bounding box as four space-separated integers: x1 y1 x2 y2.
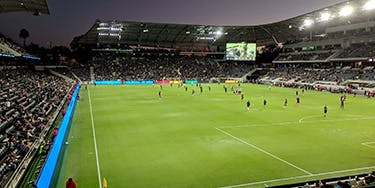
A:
94 80 122 85
125 80 154 85
36 84 80 188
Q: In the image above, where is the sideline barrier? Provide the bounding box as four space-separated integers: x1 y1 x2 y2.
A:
94 80 122 85
36 84 81 188
225 80 239 84
156 80 171 84
125 80 154 85
185 80 198 84
170 80 182 84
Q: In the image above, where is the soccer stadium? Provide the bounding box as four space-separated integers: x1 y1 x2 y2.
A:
1 0 375 187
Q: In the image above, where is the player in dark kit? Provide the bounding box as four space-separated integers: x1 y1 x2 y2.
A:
241 94 244 101
158 91 162 98
224 86 228 93
296 91 299 96
208 86 211 92
192 89 195 96
246 101 251 110
296 97 300 104
340 95 345 108
263 99 267 108
324 105 328 117
200 86 203 93
284 98 288 107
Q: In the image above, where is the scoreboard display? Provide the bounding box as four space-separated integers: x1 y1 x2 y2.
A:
226 42 256 61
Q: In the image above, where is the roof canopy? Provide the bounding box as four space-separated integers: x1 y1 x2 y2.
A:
0 0 49 15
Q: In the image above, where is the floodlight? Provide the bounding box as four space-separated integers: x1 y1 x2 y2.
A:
339 5 354 17
215 29 223 37
320 12 331 22
364 0 375 10
303 18 314 27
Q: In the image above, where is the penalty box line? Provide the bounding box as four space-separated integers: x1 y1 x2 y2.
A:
219 166 375 188
215 127 313 175
88 86 103 188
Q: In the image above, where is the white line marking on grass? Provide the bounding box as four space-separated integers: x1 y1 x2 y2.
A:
219 166 375 188
299 114 370 123
88 85 103 188
215 127 313 175
362 142 375 149
220 116 375 129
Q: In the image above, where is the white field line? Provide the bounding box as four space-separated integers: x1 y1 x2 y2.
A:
219 116 375 129
215 127 313 175
362 142 375 149
219 166 375 188
88 86 103 188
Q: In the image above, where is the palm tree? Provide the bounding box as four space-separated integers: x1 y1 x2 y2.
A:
19 29 30 47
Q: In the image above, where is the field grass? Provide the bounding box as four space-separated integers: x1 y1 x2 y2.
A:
55 84 375 188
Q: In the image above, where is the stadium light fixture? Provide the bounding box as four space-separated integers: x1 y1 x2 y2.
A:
215 29 223 37
320 12 332 22
303 18 314 27
364 0 375 10
339 5 354 17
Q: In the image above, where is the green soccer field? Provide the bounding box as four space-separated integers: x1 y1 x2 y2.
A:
55 84 375 188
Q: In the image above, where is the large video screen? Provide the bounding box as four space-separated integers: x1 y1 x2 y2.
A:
226 42 256 61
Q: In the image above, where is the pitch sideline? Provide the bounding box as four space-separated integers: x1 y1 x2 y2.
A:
88 86 103 188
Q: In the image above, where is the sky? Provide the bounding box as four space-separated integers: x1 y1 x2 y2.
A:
0 0 346 47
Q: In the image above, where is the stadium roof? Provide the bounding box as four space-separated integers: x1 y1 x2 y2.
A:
72 0 375 49
0 0 50 15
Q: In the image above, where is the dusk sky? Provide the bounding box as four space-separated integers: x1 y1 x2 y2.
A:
0 0 346 47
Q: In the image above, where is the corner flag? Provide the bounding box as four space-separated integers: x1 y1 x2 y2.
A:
103 177 108 188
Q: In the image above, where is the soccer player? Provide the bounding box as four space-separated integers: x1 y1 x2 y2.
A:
263 99 267 108
184 86 188 92
302 89 305 95
324 105 328 117
192 89 195 96
296 91 299 96
241 94 244 101
284 98 288 107
246 100 251 110
340 95 345 108
158 91 162 98
208 86 211 92
296 97 300 104
224 86 228 93
200 86 203 93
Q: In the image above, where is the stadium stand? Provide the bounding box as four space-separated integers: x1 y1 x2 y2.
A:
0 68 73 187
91 54 257 82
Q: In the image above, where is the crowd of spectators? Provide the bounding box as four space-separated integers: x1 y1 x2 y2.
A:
275 50 335 62
91 54 257 82
336 43 375 59
299 171 375 188
259 64 372 84
0 68 72 186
